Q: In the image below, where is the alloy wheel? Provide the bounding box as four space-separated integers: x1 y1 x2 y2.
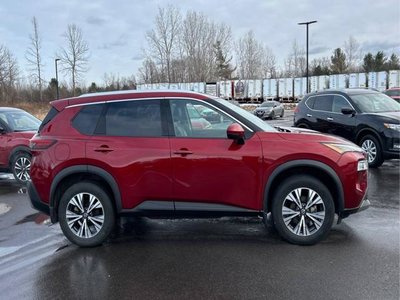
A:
14 157 31 182
361 139 377 163
66 193 105 239
281 187 326 236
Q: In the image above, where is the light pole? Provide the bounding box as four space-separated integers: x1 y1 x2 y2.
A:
55 58 60 99
298 20 317 93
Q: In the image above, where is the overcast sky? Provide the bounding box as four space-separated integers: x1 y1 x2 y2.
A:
1 0 399 86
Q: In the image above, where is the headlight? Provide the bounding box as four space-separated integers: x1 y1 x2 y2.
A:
357 159 368 171
384 123 400 131
322 143 364 154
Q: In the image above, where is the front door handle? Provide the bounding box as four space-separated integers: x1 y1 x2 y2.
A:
173 149 193 156
306 114 312 117
327 117 333 121
94 145 114 153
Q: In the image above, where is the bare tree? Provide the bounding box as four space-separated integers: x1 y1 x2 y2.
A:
26 17 44 101
344 35 361 72
59 24 89 96
284 40 306 77
235 31 264 79
181 10 232 82
146 5 181 83
261 46 277 78
0 45 19 103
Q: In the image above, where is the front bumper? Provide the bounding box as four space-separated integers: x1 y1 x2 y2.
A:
340 198 370 220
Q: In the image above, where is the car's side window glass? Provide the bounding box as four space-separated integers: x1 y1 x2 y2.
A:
105 100 162 137
313 95 333 112
332 96 352 113
72 104 104 135
305 97 315 109
170 100 235 138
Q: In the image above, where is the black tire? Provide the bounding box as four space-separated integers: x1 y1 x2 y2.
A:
359 135 383 168
11 152 31 185
270 111 275 120
280 110 284 118
271 175 335 245
58 182 115 247
296 123 309 129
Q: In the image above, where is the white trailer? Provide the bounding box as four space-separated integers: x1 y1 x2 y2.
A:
338 74 347 88
318 76 329 90
349 73 358 88
234 80 248 99
368 72 377 89
310 76 319 92
278 78 286 98
270 79 278 99
249 79 262 99
205 82 218 96
377 71 387 91
359 73 367 88
389 70 400 88
218 81 232 99
262 79 271 99
293 77 307 98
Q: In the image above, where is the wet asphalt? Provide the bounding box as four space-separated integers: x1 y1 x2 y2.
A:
0 112 399 300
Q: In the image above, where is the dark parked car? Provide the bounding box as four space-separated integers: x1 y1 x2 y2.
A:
29 90 369 247
0 107 41 184
253 100 284 120
294 89 400 167
384 88 400 102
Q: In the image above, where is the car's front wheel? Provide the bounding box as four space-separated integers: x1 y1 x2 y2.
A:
359 135 383 168
271 176 334 245
11 152 31 185
58 182 115 247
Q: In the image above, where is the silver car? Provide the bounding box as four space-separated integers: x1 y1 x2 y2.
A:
253 101 284 120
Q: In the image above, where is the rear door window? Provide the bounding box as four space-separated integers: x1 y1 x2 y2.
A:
313 95 333 112
105 100 163 137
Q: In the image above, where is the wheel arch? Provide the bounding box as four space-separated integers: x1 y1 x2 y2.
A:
8 146 31 167
356 128 382 146
49 165 122 222
263 160 344 214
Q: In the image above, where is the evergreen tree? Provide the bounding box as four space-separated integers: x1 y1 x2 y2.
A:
214 41 235 80
362 53 374 73
330 48 347 74
374 51 386 71
385 53 400 71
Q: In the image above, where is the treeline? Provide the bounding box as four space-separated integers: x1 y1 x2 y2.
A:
0 5 399 105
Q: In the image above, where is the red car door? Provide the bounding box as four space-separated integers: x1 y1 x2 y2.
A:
169 99 263 211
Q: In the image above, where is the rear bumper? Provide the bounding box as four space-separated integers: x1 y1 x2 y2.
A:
28 181 50 216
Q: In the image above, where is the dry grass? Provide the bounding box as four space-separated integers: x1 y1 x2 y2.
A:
5 102 51 120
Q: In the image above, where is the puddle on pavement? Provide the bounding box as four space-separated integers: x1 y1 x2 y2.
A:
15 213 50 225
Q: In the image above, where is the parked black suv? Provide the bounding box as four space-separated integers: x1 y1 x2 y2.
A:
294 89 400 167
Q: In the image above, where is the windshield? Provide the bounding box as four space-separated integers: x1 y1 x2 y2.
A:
214 98 276 132
0 111 41 131
261 102 275 107
350 93 400 113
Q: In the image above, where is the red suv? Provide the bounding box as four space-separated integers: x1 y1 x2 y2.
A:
0 107 41 184
28 91 369 247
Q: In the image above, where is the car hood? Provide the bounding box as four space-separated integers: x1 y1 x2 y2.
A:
365 111 400 123
259 127 353 144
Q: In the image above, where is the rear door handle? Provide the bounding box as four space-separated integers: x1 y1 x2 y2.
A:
94 145 114 153
306 114 312 117
173 149 193 156
327 117 333 121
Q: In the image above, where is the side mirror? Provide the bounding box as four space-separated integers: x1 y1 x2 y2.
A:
227 123 245 145
341 107 356 115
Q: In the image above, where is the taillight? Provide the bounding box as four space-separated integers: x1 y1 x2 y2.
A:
30 137 57 150
294 105 299 113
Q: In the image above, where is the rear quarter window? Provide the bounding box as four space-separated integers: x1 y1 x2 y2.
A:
39 107 59 132
72 104 104 135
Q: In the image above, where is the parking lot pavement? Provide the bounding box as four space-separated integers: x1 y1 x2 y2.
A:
0 128 399 299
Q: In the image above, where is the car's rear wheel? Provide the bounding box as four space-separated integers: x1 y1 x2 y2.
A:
359 135 383 168
280 110 284 118
270 111 275 120
271 176 334 245
58 182 115 247
11 152 31 185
